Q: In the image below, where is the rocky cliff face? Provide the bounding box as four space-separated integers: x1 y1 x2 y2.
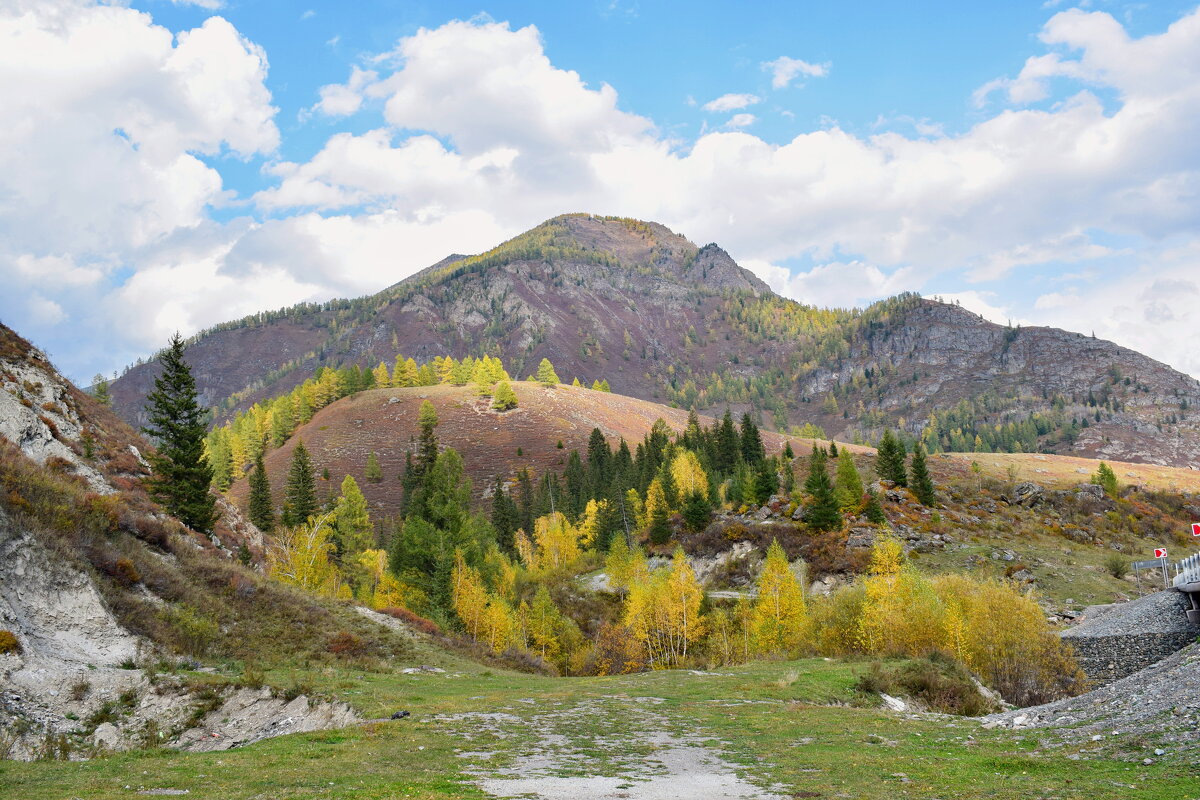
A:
105 214 1200 467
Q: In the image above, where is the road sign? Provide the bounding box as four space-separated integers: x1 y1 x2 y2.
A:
1154 548 1168 559
1192 523 1200 537
1133 559 1165 570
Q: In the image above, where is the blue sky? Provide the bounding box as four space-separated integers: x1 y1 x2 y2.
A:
2 0 1200 382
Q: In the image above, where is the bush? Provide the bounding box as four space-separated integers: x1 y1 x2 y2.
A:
0 630 21 655
327 630 367 657
379 606 442 636
855 653 996 716
1103 552 1129 579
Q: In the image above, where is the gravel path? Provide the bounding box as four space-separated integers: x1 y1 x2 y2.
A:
984 640 1200 755
444 696 786 799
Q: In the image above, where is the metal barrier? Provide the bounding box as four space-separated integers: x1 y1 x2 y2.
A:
1174 553 1200 591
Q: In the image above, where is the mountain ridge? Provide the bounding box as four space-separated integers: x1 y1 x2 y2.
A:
107 213 1200 468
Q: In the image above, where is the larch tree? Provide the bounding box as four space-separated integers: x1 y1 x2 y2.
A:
834 453 865 512
372 362 390 387
247 450 275 532
142 333 217 532
751 540 807 655
281 441 318 527
364 451 383 483
492 380 518 410
334 474 373 560
536 358 560 386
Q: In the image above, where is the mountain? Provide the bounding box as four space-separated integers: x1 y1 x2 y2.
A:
108 213 1200 468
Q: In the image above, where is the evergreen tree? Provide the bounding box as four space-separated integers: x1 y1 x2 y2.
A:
536 358 560 386
828 441 839 458
492 380 518 410
835 454 865 512
364 451 383 483
586 427 611 496
909 444 936 507
281 441 318 527
247 451 275 532
490 479 520 553
751 458 777 505
645 479 671 545
715 410 740 474
516 468 535 535
804 446 842 532
681 491 711 532
864 488 887 524
91 374 112 407
142 334 216 532
876 429 908 487
740 412 766 465
563 450 587 520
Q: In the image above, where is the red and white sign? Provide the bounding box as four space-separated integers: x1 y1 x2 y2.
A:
1192 522 1200 537
1154 548 1168 559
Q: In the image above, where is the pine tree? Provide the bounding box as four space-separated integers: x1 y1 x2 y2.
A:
536 358 560 386
1093 461 1118 498
91 374 112 407
909 444 936 507
876 429 908 487
492 380 518 410
490 479 519 553
334 474 373 559
715 410 739 474
864 488 887 524
645 479 671 544
740 412 765 465
142 334 216 532
682 490 711 532
751 457 777 505
281 441 317 527
835 454 865 512
804 446 842 532
247 451 275 532
364 452 383 483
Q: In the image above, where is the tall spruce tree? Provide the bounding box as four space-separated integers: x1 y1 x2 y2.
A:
281 441 317 526
804 445 842 531
247 451 275 532
909 444 937 507
142 334 216 532
490 478 519 552
715 410 740 474
876 429 908 487
834 454 865 512
740 412 766 465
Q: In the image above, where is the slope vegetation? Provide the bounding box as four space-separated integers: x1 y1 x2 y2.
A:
108 213 1200 467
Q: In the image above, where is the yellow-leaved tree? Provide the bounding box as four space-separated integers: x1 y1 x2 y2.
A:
531 512 581 572
624 547 704 668
751 539 808 655
670 449 708 497
267 513 345 598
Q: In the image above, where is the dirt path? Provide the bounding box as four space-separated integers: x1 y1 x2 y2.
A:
443 696 785 800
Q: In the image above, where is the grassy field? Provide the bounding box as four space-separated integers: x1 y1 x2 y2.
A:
3 648 1196 800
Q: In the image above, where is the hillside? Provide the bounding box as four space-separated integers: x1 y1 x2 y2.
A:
0 322 425 759
227 381 819 520
107 213 1200 468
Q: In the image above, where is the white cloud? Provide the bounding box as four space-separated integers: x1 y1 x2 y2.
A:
725 113 757 129
931 291 1021 326
172 0 224 9
763 56 829 89
7 5 1200 383
702 93 761 112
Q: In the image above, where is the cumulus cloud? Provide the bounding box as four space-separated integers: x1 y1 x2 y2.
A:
7 3 1200 383
763 56 829 89
702 93 761 112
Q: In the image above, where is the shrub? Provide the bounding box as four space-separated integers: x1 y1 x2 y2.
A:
0 630 21 655
855 652 996 716
379 606 442 636
103 557 141 587
1103 552 1129 579
327 630 367 657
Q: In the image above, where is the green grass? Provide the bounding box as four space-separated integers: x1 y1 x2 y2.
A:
3 657 1196 800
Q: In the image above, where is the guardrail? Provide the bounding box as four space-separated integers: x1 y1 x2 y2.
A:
1174 553 1200 590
